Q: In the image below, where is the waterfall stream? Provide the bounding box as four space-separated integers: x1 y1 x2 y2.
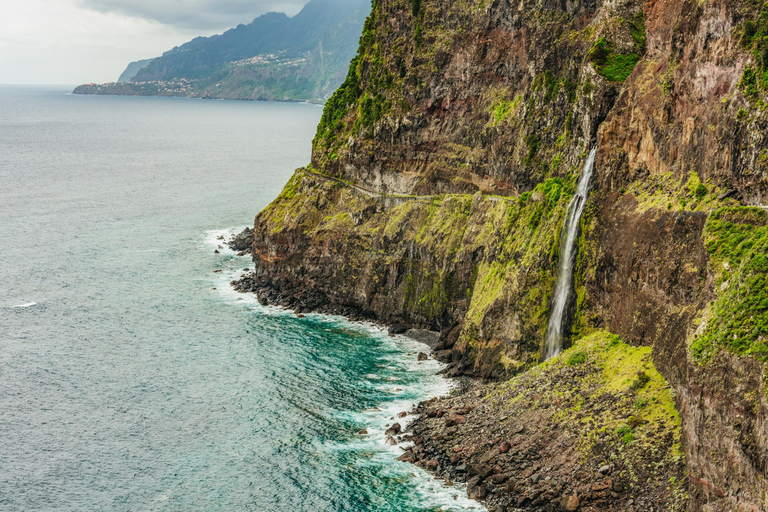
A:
541 147 597 361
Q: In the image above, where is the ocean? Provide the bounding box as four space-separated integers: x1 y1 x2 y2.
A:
0 86 483 511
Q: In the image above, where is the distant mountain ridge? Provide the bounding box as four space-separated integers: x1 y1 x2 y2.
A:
74 0 368 103
117 58 155 82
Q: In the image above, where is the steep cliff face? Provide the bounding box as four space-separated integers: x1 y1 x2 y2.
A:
312 0 646 195
239 0 768 509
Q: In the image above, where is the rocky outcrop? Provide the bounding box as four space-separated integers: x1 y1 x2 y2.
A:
227 227 253 255
408 332 687 511
598 0 768 204
237 0 768 509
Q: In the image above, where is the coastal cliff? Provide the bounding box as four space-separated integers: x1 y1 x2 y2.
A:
235 0 768 509
73 0 367 103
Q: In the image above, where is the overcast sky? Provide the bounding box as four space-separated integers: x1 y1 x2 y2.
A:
0 0 307 85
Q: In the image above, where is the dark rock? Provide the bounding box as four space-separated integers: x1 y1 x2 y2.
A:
470 463 494 480
397 451 415 462
718 189 738 200
404 329 440 348
444 414 465 427
388 324 407 336
214 249 220 254
385 423 402 436
227 227 253 253
492 473 509 484
436 324 462 350
591 479 612 492
417 352 428 361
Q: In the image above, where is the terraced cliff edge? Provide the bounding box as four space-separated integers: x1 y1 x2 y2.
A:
235 0 768 509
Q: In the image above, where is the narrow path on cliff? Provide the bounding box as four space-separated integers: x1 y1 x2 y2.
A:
305 169 517 205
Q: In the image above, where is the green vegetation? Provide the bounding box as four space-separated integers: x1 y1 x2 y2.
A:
587 14 645 84
489 96 522 126
740 66 763 101
542 70 560 104
739 3 768 100
588 37 641 82
479 331 684 505
628 12 646 49
617 424 635 444
523 133 540 165
620 171 720 213
411 0 424 43
582 78 594 95
356 93 392 131
313 0 403 158
691 206 768 362
315 55 362 147
566 350 586 365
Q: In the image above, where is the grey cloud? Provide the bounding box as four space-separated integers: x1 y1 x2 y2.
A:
79 0 308 30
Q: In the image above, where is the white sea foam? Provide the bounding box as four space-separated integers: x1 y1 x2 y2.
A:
324 331 483 510
202 228 485 511
10 302 37 308
203 227 249 256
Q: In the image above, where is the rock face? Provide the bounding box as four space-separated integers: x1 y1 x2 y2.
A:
408 333 687 511
237 0 768 509
227 227 253 254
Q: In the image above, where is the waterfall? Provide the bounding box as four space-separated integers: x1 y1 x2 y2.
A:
541 147 597 361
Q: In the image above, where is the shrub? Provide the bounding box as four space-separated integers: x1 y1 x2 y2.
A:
587 37 641 83
567 351 587 365
630 371 651 390
617 425 635 444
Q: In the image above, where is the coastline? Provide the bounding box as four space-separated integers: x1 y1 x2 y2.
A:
213 227 489 511
227 219 688 511
72 83 327 105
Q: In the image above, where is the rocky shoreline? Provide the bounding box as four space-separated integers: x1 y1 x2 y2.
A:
228 231 684 512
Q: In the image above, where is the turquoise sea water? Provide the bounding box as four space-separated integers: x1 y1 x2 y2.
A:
0 87 483 511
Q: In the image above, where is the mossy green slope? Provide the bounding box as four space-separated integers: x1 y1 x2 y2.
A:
255 168 594 377
410 330 687 511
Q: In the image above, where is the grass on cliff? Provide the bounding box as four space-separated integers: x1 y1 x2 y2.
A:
544 331 681 434
586 12 645 83
314 0 396 156
483 330 685 502
739 2 768 102
691 206 768 362
588 37 641 82
622 171 722 213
